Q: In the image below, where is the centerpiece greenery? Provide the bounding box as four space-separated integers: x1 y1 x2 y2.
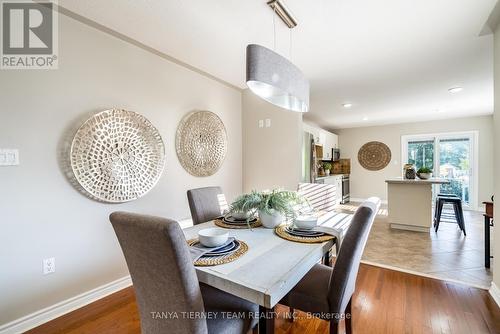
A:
229 189 303 228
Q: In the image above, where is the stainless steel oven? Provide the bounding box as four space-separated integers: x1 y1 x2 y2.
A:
341 175 350 204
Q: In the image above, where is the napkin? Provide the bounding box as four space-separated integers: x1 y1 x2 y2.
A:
189 237 235 262
312 211 353 239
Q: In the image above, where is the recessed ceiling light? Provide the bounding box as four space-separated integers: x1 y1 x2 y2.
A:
342 103 353 108
448 87 463 94
362 116 369 121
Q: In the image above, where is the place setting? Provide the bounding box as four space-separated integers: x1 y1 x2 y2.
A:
275 214 336 244
187 228 249 266
214 207 262 229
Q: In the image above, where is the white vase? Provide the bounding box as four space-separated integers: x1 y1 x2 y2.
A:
258 209 283 229
418 172 432 180
325 170 330 176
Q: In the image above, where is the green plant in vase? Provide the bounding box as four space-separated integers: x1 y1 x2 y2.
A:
229 191 261 220
323 162 332 175
229 189 303 229
416 166 433 180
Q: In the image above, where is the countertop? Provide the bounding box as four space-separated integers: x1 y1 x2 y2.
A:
385 177 450 184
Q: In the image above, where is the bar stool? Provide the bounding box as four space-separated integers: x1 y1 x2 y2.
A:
434 194 466 235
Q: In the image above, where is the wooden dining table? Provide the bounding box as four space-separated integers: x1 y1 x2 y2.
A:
182 211 353 334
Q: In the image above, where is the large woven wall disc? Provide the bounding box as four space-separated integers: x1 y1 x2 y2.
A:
176 111 227 177
358 141 391 171
70 109 165 203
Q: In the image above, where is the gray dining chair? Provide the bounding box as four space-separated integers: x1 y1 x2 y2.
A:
109 211 258 334
280 197 380 334
187 186 229 225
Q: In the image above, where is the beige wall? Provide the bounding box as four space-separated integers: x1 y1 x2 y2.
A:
493 16 500 293
337 115 494 207
0 14 242 325
242 89 302 192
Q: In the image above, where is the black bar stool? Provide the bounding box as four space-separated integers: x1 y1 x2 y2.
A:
434 194 466 235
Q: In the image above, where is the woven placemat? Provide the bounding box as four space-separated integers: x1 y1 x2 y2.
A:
187 239 249 266
214 218 262 229
275 225 335 244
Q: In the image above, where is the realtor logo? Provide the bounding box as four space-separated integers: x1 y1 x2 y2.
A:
1 0 58 69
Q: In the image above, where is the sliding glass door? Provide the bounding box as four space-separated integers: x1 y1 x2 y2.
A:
402 132 476 208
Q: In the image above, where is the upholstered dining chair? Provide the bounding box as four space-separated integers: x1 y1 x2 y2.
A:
187 186 229 225
109 212 258 334
280 197 380 334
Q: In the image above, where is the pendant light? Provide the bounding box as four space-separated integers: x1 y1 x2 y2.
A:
246 0 310 113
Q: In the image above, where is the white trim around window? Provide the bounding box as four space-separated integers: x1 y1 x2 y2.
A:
401 130 479 211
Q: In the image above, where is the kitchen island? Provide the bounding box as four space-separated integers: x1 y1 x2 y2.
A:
386 178 450 232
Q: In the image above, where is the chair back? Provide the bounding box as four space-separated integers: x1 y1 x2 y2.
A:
327 197 380 317
297 183 337 212
110 212 207 334
187 186 228 225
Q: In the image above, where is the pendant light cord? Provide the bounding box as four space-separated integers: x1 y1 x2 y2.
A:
273 6 277 51
289 28 292 60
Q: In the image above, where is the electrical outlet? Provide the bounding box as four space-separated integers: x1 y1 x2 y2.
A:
265 118 271 127
43 257 55 275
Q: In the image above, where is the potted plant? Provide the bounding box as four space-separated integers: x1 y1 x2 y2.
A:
257 189 302 228
229 190 302 228
323 162 332 176
229 191 261 220
417 166 432 180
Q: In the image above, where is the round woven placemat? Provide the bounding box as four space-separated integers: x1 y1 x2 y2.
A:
187 239 249 266
358 141 391 171
275 225 334 244
214 218 262 229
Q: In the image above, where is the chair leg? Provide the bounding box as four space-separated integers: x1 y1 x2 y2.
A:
329 321 339 334
289 307 295 322
458 201 466 236
452 202 461 230
345 298 352 334
435 199 443 232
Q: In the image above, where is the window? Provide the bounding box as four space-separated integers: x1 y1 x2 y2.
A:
402 132 478 208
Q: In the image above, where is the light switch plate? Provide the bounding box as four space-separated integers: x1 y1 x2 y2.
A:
258 120 264 128
0 149 19 166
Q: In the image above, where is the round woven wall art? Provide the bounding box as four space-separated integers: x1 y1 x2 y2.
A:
176 110 227 177
358 141 391 171
70 108 165 203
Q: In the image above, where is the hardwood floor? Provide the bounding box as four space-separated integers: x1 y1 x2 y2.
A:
26 264 500 334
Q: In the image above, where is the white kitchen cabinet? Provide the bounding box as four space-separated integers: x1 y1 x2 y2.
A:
323 175 343 205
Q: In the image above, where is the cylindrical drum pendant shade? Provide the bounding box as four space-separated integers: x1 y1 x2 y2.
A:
246 44 309 113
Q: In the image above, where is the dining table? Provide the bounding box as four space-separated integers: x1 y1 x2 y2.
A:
182 210 353 334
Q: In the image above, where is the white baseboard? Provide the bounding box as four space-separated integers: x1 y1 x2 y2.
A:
0 276 132 334
489 282 500 308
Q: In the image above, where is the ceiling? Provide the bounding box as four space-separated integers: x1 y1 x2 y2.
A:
60 0 497 129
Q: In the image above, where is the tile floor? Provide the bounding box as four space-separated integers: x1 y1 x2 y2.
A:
337 202 493 288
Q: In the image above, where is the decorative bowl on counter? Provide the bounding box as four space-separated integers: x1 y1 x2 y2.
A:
417 172 432 180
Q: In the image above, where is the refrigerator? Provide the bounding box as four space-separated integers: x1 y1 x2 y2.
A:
301 131 317 183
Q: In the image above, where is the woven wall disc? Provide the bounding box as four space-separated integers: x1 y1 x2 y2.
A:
70 109 165 203
176 111 227 177
358 141 391 171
